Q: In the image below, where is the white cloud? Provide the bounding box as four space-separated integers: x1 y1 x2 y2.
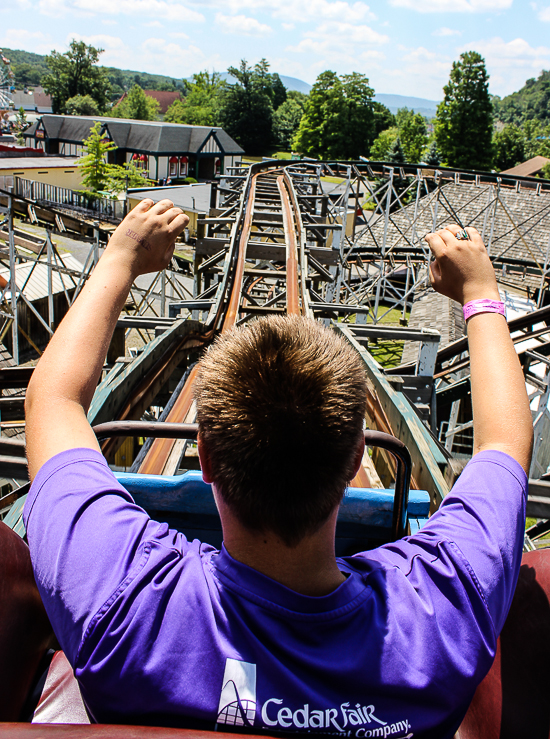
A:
3 0 33 10
137 37 224 77
215 12 272 35
390 0 511 10
433 27 462 36
282 22 295 30
169 31 189 38
0 29 53 54
217 0 375 24
68 32 128 64
287 21 387 72
143 20 164 27
380 45 451 99
289 21 388 53
69 32 126 51
536 5 550 19
102 18 118 25
39 0 205 22
459 36 550 95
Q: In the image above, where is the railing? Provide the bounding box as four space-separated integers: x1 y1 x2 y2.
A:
13 177 127 222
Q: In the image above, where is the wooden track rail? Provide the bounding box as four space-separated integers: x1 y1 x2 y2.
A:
138 164 309 476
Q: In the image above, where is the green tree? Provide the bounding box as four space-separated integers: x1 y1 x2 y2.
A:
522 119 550 159
12 62 42 88
387 137 406 165
492 124 526 170
107 161 154 193
387 137 412 203
369 126 399 160
13 107 29 145
165 72 224 126
79 121 154 195
79 121 117 193
434 51 493 170
494 71 550 125
218 59 275 155
273 92 307 150
423 139 441 166
293 70 375 159
112 84 160 121
372 102 395 139
396 108 428 163
271 73 287 110
43 40 111 114
65 94 100 116
542 161 550 179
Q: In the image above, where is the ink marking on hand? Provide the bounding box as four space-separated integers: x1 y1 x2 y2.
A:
126 228 151 252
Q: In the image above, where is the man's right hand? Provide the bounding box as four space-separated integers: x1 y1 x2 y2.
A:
425 225 501 306
104 199 189 278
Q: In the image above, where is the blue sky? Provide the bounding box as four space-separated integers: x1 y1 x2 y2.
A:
1 0 549 101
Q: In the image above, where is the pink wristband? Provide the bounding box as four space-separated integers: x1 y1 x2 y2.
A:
463 299 506 321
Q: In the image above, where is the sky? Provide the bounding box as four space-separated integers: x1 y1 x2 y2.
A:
1 0 550 101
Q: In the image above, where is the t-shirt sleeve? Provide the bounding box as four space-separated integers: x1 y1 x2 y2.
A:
23 448 190 665
357 450 527 635
419 450 527 631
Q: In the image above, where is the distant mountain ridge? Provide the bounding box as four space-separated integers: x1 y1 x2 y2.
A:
215 72 311 94
374 93 439 118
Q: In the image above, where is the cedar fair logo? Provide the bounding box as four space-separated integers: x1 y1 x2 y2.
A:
216 659 413 738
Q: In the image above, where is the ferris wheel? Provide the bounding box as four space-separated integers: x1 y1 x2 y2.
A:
0 50 15 112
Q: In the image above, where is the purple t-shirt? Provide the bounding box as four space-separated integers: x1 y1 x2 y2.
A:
24 449 527 738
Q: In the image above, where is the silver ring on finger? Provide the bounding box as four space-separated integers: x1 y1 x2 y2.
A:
455 229 470 241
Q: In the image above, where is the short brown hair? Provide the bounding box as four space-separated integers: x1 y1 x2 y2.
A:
195 316 367 546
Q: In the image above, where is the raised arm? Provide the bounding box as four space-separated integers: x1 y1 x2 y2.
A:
25 199 188 480
425 225 533 473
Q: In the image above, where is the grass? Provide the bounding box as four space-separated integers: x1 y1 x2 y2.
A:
241 151 293 163
268 151 293 160
341 307 410 369
368 340 405 368
321 176 346 184
526 517 538 530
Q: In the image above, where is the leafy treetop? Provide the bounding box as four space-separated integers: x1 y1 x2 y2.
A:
218 59 280 155
293 70 375 159
273 91 307 150
43 40 111 114
111 84 160 121
493 70 550 125
434 50 493 170
65 94 100 116
165 72 225 127
395 107 428 164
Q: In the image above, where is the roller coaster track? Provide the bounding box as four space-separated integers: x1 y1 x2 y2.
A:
137 164 312 475
129 162 405 495
5 158 550 517
83 159 448 503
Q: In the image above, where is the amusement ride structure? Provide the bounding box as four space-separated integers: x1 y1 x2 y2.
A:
1 157 550 735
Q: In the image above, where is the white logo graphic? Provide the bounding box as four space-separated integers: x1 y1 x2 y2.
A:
260 699 413 737
217 658 257 727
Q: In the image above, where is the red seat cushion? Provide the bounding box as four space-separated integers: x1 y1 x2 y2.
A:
0 521 55 721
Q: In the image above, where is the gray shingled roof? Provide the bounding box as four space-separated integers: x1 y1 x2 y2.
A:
25 115 244 156
355 180 550 293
